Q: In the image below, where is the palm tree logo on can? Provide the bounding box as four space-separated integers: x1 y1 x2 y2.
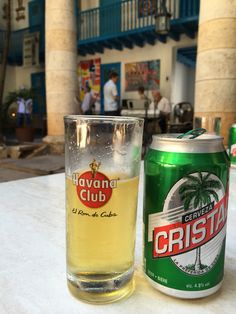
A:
150 172 228 276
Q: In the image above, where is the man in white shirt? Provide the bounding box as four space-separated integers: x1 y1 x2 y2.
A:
17 98 26 127
25 99 33 114
17 97 33 127
150 90 171 133
104 72 119 115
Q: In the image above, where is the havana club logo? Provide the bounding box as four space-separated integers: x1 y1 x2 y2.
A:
149 172 228 275
72 159 118 208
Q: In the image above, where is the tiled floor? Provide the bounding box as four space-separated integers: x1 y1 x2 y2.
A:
0 155 65 183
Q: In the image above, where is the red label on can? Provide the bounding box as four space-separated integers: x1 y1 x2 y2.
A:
231 144 236 157
153 193 228 258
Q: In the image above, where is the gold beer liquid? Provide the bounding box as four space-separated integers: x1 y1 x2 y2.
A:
66 174 139 304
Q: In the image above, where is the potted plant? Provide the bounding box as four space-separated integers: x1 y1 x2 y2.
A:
4 87 35 142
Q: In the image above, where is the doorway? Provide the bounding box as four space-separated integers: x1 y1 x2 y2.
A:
31 72 46 132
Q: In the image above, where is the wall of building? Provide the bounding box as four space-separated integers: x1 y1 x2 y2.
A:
0 6 6 29
78 35 196 104
4 66 16 98
2 64 44 101
187 67 195 105
11 1 30 31
171 61 196 106
0 17 5 30
15 65 44 90
1 0 44 102
0 0 30 31
81 0 99 11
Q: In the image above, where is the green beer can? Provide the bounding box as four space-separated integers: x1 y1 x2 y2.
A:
228 123 236 167
144 133 230 298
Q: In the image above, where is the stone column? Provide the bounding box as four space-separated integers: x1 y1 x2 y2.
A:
194 0 236 144
44 0 78 153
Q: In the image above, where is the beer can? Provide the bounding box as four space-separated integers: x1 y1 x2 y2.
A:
228 123 236 167
143 133 230 298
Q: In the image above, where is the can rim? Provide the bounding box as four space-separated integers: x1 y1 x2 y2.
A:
151 133 225 153
231 123 236 128
152 133 223 142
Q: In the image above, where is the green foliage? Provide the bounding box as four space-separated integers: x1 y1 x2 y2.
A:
1 88 35 127
3 87 34 110
179 172 221 210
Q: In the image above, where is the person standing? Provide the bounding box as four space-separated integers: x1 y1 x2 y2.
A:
81 86 94 115
138 86 149 101
16 97 32 127
17 97 25 127
104 72 119 116
138 86 150 114
25 98 33 126
17 97 26 127
150 90 171 133
74 91 82 114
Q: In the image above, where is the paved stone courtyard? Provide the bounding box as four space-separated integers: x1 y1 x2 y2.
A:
0 154 65 183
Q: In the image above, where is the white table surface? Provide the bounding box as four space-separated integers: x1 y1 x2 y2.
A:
121 109 160 118
0 165 235 314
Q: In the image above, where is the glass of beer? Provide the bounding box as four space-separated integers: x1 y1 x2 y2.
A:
64 116 144 304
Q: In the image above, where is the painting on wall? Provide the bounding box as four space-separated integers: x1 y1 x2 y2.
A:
138 0 157 17
78 58 101 100
125 60 160 91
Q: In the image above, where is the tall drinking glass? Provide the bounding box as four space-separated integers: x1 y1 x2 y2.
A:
64 116 144 304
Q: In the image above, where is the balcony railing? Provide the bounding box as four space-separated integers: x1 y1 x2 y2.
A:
79 0 199 42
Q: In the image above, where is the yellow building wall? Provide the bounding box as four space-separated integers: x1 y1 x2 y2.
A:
78 35 197 102
4 66 16 97
1 0 44 102
81 0 99 11
3 65 44 101
0 0 29 31
11 1 30 31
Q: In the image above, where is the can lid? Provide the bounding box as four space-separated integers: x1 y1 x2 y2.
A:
151 133 225 153
231 123 236 128
177 128 206 139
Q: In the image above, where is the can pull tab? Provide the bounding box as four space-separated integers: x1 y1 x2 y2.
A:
177 128 207 139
